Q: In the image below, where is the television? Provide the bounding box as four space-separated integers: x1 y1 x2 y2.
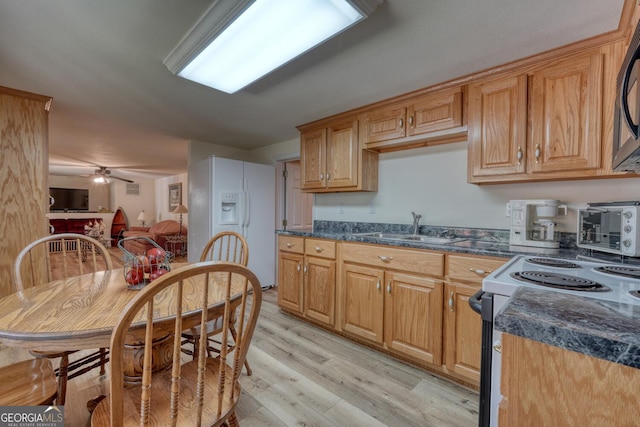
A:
49 187 89 211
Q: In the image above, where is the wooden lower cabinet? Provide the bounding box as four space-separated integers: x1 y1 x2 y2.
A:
499 333 640 426
277 236 337 328
278 237 503 387
444 254 506 384
340 243 445 365
303 255 336 326
341 263 384 343
278 250 304 313
444 282 482 381
384 271 443 364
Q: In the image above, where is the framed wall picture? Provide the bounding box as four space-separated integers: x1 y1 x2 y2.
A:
168 183 182 212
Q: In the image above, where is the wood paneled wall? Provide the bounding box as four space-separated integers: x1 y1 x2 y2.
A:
0 86 52 297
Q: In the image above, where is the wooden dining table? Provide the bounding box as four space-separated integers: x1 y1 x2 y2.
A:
0 264 245 383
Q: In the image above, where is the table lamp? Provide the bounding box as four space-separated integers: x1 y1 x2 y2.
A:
172 204 188 236
137 210 149 227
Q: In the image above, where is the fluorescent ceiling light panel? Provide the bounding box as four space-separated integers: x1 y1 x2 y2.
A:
164 0 382 94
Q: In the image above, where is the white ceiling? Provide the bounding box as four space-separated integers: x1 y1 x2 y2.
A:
0 0 626 180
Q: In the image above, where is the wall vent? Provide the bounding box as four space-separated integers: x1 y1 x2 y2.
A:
126 183 140 195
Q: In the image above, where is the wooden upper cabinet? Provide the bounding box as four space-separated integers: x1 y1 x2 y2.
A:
468 47 608 184
300 128 326 190
528 51 603 173
362 104 406 144
467 75 528 179
363 86 466 152
326 119 358 189
299 117 378 193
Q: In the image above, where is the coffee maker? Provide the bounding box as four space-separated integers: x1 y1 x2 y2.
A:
507 200 568 248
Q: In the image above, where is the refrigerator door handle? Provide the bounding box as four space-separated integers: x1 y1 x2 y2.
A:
237 190 245 230
244 189 250 228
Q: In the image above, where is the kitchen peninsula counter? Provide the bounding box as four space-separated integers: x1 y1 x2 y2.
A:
495 286 640 368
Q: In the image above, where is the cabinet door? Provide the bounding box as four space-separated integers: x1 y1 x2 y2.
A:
528 51 603 173
444 282 482 382
384 272 443 364
300 128 327 189
303 256 336 327
326 119 359 189
362 104 407 144
341 263 384 344
408 87 463 137
468 74 528 179
277 252 304 313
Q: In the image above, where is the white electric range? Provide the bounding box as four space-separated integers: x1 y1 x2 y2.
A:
478 254 640 427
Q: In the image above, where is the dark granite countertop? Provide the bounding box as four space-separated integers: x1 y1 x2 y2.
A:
495 287 640 369
277 221 638 263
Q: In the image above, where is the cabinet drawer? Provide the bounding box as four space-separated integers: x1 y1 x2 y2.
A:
278 236 304 254
304 239 336 259
341 243 444 277
447 255 506 282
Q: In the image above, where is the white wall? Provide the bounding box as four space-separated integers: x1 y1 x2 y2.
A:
314 141 640 233
155 173 189 227
110 178 156 227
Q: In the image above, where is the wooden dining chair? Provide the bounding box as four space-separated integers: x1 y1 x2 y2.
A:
13 233 113 405
0 358 57 406
181 231 253 374
90 261 263 426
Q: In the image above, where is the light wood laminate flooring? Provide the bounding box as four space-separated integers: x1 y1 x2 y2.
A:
0 280 478 426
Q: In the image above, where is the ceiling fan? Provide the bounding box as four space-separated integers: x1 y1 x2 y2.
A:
92 167 134 184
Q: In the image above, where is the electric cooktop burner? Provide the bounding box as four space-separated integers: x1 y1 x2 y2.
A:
525 257 582 269
510 271 610 292
595 266 640 280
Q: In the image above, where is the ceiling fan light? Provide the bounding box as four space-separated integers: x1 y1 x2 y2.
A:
93 175 110 184
163 0 382 94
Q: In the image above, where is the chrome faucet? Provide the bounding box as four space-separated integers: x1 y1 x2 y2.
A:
411 211 422 235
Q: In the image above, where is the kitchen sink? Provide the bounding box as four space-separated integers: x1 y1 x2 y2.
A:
350 232 467 244
400 235 468 244
350 232 410 239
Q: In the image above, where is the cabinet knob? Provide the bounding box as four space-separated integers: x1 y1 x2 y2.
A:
448 291 454 312
387 282 391 294
297 263 301 272
517 146 523 164
469 267 492 275
326 172 330 181
314 246 323 252
376 280 381 291
408 115 414 127
399 118 404 129
378 255 393 262
304 264 308 273
493 340 502 353
535 144 541 163
320 172 324 181
286 243 293 248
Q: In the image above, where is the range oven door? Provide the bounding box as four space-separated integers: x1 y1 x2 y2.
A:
469 290 493 427
470 290 509 427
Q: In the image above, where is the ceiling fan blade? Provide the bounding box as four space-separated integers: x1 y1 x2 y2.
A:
110 175 134 183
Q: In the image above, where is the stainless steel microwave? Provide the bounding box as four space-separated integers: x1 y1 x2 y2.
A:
613 20 640 172
578 202 640 257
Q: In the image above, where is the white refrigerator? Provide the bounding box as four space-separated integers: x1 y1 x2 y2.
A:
188 156 275 288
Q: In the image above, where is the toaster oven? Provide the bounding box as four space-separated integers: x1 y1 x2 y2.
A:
577 202 640 257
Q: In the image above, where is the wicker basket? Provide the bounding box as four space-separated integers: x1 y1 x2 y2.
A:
117 236 172 290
